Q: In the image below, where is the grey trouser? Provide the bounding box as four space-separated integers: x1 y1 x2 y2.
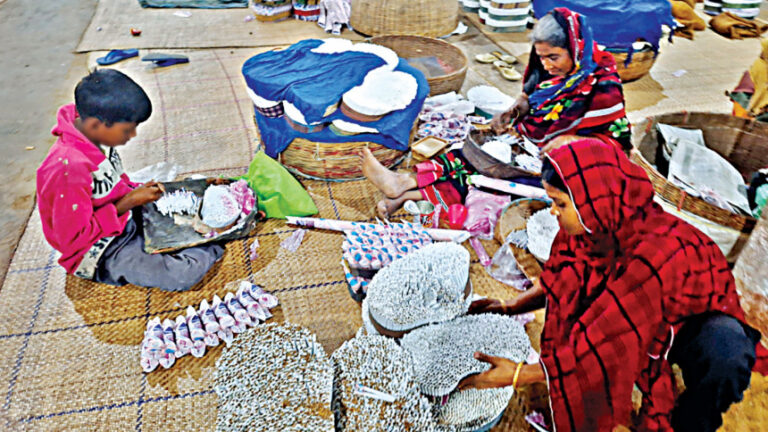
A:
94 218 224 291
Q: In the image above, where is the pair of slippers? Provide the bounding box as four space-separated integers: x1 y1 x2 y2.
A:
96 49 189 68
474 51 522 81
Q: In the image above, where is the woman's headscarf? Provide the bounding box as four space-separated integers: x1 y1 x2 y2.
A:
516 8 631 150
538 139 761 431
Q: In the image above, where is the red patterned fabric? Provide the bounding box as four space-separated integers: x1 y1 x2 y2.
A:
538 139 766 431
415 150 472 210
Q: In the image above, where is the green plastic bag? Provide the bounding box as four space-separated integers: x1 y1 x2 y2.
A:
236 152 318 219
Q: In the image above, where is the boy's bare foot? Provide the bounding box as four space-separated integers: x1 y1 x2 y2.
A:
360 148 417 198
376 199 399 220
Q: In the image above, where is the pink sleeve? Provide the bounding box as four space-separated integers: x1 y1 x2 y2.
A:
48 179 130 252
121 173 140 189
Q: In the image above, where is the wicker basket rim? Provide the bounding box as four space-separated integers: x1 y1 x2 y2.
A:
369 34 469 76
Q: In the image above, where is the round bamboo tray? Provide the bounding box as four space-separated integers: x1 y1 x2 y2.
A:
493 198 550 281
464 130 541 179
350 0 459 38
608 47 657 83
632 112 768 261
370 35 468 96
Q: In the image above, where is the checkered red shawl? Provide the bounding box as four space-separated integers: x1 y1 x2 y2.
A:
539 139 765 431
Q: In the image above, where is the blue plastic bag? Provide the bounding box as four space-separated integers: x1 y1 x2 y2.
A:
533 0 675 52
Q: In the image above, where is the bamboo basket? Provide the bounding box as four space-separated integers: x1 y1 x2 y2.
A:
370 35 468 96
493 198 549 281
350 0 459 38
608 47 657 83
632 112 768 261
276 124 416 181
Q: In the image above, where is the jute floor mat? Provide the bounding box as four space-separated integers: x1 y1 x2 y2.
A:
0 187 542 431
76 0 362 52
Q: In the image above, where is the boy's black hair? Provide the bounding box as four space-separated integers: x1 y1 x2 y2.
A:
74 69 152 126
541 157 567 192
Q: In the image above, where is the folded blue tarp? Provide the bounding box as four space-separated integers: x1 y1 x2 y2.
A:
533 0 675 52
242 39 429 158
138 0 247 8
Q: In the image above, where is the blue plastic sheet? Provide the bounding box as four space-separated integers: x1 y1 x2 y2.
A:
138 0 247 8
242 39 429 158
533 1 674 52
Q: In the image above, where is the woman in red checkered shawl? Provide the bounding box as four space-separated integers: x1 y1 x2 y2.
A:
463 138 766 431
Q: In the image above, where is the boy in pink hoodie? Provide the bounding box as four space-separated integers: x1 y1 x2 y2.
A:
37 69 223 291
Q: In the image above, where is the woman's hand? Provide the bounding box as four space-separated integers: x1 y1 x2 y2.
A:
458 352 547 390
491 94 530 135
457 352 518 390
468 298 513 315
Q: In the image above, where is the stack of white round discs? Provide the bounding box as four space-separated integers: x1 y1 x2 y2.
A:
331 335 436 431
365 243 471 334
215 323 334 432
526 208 560 262
342 67 418 117
311 39 399 71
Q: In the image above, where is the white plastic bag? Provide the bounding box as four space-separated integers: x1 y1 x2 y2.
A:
487 243 532 291
668 139 750 214
128 162 180 183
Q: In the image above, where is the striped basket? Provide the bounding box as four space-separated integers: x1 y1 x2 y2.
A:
461 0 480 13
703 0 723 16
722 0 763 19
479 0 490 23
485 1 531 33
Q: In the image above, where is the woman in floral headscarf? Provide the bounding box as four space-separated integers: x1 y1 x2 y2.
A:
491 8 632 151
363 8 633 219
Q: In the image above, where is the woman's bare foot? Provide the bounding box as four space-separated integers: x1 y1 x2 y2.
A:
360 148 417 198
376 190 424 220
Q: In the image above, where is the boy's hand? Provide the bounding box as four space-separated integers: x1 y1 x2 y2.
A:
132 181 164 205
206 177 231 185
116 181 164 215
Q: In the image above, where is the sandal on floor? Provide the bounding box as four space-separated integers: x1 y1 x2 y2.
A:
493 60 522 81
142 53 190 68
96 49 139 65
475 52 498 63
491 50 518 64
